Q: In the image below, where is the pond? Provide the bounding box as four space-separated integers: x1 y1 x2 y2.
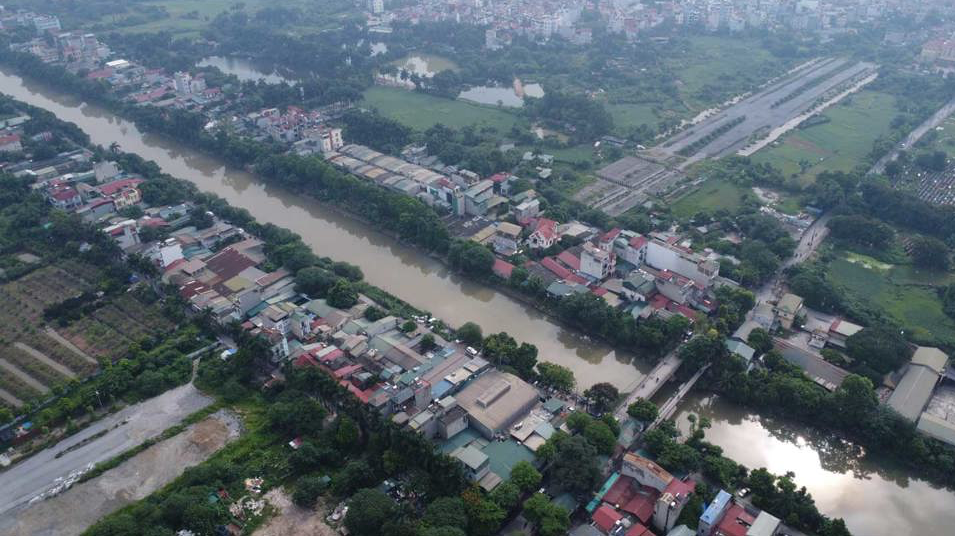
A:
196 56 293 85
390 54 458 78
457 81 545 108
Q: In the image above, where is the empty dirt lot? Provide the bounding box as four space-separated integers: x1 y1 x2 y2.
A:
254 488 336 536
0 409 240 535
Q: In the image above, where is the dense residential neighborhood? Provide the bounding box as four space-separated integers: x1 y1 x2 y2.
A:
3 0 955 535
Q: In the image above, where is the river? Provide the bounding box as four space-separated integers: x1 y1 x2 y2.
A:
673 392 955 535
0 66 646 390
5 64 955 536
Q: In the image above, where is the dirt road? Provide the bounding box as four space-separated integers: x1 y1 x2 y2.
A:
0 383 212 519
0 409 240 535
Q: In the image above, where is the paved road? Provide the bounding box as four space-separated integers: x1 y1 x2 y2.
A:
614 350 682 422
654 364 709 427
0 382 212 519
786 211 832 269
870 95 955 175
654 59 876 165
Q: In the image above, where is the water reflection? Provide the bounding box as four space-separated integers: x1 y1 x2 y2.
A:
390 54 458 77
457 82 546 108
674 392 955 535
0 66 645 389
196 56 292 85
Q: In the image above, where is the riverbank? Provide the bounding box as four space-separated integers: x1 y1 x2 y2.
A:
0 63 647 389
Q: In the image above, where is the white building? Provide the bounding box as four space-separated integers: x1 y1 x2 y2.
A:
580 242 615 280
645 239 719 286
317 127 344 152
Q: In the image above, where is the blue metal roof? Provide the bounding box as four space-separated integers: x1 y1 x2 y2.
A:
432 379 454 400
700 489 732 525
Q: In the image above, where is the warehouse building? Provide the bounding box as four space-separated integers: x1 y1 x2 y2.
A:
455 370 539 439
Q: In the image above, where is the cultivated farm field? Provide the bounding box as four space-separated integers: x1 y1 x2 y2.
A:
0 261 174 410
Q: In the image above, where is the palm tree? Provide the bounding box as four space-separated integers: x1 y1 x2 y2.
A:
108 142 121 154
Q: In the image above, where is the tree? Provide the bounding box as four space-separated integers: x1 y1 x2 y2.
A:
332 460 377 496
536 362 575 392
829 374 877 428
551 435 599 494
915 150 947 172
679 334 726 371
455 322 482 347
461 488 506 534
584 382 619 414
181 500 219 535
627 398 659 422
295 267 338 297
331 261 363 281
583 420 617 455
489 481 521 511
267 393 325 436
448 240 494 276
344 488 396 535
327 279 358 309
510 461 542 493
420 333 437 351
289 441 337 472
827 215 893 249
293 475 329 507
188 208 214 230
523 493 570 535
401 319 417 332
421 497 468 533
910 235 950 270
845 326 911 374
334 416 360 451
747 328 774 355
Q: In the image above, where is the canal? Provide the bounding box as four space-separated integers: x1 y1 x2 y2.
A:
4 63 955 534
0 66 646 390
673 392 955 535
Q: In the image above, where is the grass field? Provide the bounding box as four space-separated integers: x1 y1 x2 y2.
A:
670 179 753 217
362 87 521 132
752 91 899 187
85 0 342 36
913 113 955 153
607 103 662 133
666 36 790 110
827 249 955 343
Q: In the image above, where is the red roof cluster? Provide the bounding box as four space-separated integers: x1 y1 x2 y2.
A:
716 503 755 536
557 250 581 271
603 478 657 523
493 258 515 279
98 178 144 196
629 236 648 249
592 504 623 534
601 227 621 244
532 218 558 240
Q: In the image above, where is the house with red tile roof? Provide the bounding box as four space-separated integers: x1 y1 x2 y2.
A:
493 258 515 279
593 504 624 534
599 227 622 250
557 249 581 271
528 218 558 249
0 133 22 153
